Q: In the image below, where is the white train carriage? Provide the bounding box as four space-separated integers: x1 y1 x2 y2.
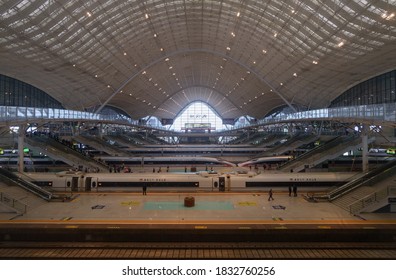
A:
99 156 236 167
24 170 356 192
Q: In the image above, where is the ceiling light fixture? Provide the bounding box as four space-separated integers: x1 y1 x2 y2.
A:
382 12 394 20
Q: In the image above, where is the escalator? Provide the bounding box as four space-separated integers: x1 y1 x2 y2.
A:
308 158 396 203
25 135 108 172
0 167 52 201
279 135 375 172
257 133 318 157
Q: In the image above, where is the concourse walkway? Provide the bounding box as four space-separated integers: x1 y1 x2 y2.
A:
1 185 395 226
1 182 396 260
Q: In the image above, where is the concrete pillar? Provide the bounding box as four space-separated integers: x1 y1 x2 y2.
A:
18 125 26 172
97 123 103 139
70 123 76 136
361 125 369 173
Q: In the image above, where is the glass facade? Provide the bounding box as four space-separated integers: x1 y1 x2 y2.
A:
170 101 226 132
330 70 396 107
0 74 63 109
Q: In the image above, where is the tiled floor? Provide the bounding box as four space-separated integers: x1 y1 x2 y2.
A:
2 181 396 225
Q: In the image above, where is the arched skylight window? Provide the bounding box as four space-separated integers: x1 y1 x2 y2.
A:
170 101 226 132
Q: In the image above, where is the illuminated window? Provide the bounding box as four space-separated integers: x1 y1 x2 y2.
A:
170 101 225 132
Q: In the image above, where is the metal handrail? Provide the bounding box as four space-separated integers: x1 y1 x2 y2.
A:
348 186 396 214
0 167 52 201
0 192 28 214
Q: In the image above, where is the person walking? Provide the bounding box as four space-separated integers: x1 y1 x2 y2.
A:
142 185 147 195
288 186 292 197
268 189 274 201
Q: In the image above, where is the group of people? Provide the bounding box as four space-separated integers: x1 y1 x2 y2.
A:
152 166 170 173
268 185 298 201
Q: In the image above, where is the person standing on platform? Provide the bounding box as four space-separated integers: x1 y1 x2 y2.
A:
293 185 297 197
268 189 274 201
289 186 292 197
142 185 147 195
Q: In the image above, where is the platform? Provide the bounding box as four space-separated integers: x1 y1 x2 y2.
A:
1 182 396 244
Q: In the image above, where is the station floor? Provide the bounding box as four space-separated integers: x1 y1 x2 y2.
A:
1 183 396 227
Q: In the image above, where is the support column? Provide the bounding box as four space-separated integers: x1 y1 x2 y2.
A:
18 125 26 173
361 125 369 173
98 123 103 139
70 122 76 136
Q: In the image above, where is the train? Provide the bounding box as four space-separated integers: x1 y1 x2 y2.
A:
98 156 236 167
23 170 357 192
123 146 269 156
238 156 293 167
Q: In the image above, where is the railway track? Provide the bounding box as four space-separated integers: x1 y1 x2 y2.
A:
1 242 396 259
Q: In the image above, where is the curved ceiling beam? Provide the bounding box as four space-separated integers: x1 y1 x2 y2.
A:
155 84 242 118
95 48 297 114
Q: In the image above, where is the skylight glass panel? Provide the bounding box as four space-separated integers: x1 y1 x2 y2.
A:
31 32 46 41
367 5 385 16
63 29 83 44
341 29 355 38
355 0 370 8
356 15 373 26
23 25 39 34
16 0 31 11
342 4 358 16
29 0 51 17
9 17 29 28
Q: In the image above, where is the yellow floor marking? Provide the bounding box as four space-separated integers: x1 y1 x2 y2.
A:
65 225 78 229
195 226 207 229
1 219 396 225
238 201 257 206
120 201 140 206
318 226 332 229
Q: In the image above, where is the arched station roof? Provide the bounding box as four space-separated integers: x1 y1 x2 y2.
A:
0 0 395 120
